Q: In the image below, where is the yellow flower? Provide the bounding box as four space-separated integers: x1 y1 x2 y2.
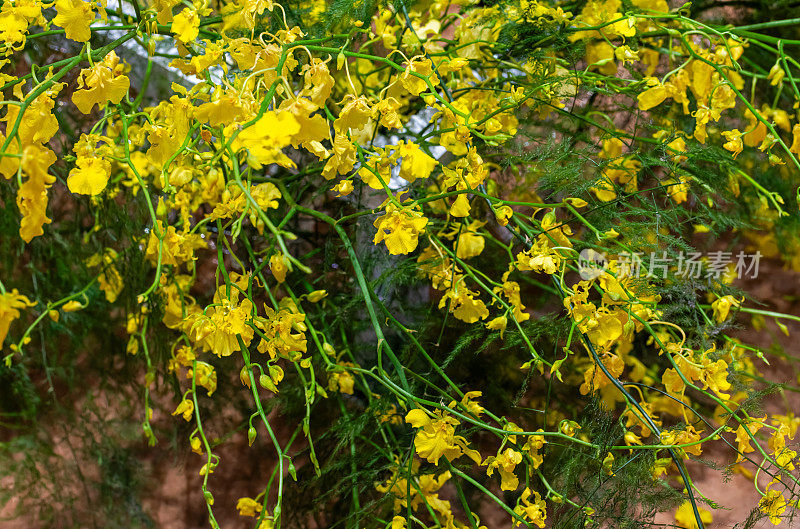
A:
0 289 36 349
580 352 624 394
590 175 617 202
662 368 685 395
638 84 668 111
307 290 327 303
250 180 281 208
711 295 741 323
374 97 403 129
189 279 254 358
254 301 308 359
450 391 484 417
257 518 275 529
521 429 547 468
236 497 262 517
565 197 588 208
72 51 130 114
53 0 95 42
674 501 713 529
789 123 800 156
614 45 639 64
322 134 357 179
767 63 785 86
396 142 437 183
198 461 215 476
334 95 372 134
269 253 289 283
516 240 562 275
356 163 386 190
651 457 671 478
495 205 513 226
602 452 614 475
333 179 354 197
405 408 480 465
484 448 522 491
67 154 111 196
221 0 274 30
61 300 83 312
172 8 199 43
86 249 124 302
492 277 529 323
587 310 624 351
774 448 796 471
376 459 454 513
438 284 489 323
485 315 507 336
145 222 207 267
235 111 300 169
327 363 356 394
722 129 743 158
188 361 217 395
698 358 731 398
513 487 546 528
405 409 458 464
759 487 787 525
660 425 703 456
734 417 765 461
665 135 688 163
401 58 438 96
172 399 194 421
17 144 57 242
1 85 63 154
624 430 642 448
585 41 616 75
193 89 247 126
449 194 471 217
456 225 484 259
373 204 428 255
167 345 196 375
0 0 42 47
664 175 691 204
